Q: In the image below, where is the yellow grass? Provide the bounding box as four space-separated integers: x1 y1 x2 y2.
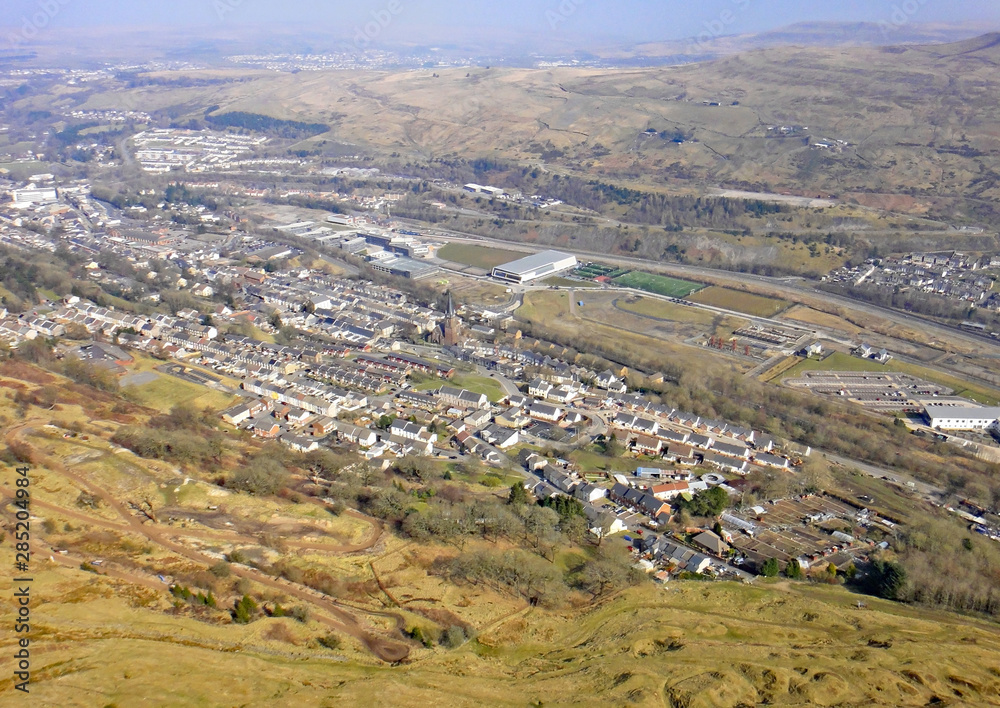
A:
123 372 238 413
616 295 718 326
10 564 1000 707
780 304 863 336
518 291 752 374
687 286 791 318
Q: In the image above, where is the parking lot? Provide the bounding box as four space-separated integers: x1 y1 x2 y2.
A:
160 364 218 384
523 421 582 443
785 371 953 411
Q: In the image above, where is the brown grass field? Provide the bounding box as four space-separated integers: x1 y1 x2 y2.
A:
437 243 525 270
687 286 792 318
518 290 753 374
780 304 864 337
6 567 1000 707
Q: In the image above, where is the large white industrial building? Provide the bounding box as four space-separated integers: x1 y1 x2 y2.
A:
924 403 1000 430
11 185 58 208
491 250 578 284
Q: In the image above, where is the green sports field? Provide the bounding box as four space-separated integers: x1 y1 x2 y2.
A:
611 271 704 298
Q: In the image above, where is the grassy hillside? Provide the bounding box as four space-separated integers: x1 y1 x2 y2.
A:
8 576 1000 707
1 337 1000 706
56 34 1000 224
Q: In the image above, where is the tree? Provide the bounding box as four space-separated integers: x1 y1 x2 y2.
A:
760 558 780 577
559 513 588 543
540 494 585 522
229 456 287 495
785 558 804 580
578 548 644 598
507 482 528 505
602 432 621 458
865 559 907 600
233 594 258 624
304 449 346 479
678 487 729 517
394 455 434 482
517 505 561 559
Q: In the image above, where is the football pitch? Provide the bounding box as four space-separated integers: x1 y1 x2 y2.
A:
611 271 704 298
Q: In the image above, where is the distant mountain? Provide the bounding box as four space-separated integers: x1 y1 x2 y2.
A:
732 21 990 49
597 21 995 62
910 31 1000 61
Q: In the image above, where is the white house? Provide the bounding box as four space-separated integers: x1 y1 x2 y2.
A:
335 421 378 447
389 419 438 444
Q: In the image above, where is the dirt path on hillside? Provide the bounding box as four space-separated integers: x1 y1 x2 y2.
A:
5 420 411 662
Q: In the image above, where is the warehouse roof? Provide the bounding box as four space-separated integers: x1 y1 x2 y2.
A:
493 250 575 276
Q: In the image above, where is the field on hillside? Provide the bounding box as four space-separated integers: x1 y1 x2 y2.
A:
123 370 238 412
54 35 1000 227
612 271 704 298
9 571 1000 707
688 286 792 318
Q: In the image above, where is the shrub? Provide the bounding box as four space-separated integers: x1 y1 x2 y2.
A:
440 625 468 649
210 561 232 578
233 594 258 624
289 606 309 623
407 626 435 648
317 633 342 650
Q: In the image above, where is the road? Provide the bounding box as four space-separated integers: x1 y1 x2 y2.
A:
825 452 942 500
476 364 521 398
403 220 1000 353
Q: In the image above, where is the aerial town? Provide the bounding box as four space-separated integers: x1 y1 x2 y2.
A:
3 165 999 589
5 12 1000 704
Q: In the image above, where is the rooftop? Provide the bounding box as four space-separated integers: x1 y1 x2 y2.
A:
493 250 575 276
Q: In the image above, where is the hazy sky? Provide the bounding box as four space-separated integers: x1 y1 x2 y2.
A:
4 0 1000 45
